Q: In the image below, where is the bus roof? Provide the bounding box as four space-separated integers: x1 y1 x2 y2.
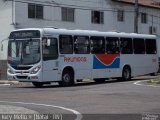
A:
11 28 156 39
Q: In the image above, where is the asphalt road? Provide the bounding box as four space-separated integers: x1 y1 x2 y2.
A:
0 76 160 120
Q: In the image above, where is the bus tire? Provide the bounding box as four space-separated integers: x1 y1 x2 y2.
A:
59 69 74 87
122 66 131 81
32 82 44 88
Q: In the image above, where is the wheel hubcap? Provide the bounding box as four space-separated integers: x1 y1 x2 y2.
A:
124 69 130 79
63 74 70 83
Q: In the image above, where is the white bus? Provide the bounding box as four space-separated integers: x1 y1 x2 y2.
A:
7 28 159 87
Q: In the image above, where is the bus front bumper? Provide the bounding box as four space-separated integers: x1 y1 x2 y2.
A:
7 72 42 82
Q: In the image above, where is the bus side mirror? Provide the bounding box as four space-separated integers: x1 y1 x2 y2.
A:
42 37 51 46
1 44 3 51
0 38 8 51
47 39 51 46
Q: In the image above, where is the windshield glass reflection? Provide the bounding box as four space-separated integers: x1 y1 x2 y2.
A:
8 39 40 65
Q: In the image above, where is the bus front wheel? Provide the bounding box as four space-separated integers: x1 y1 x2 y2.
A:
59 69 74 87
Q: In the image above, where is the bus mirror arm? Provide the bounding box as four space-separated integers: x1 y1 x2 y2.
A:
1 38 8 51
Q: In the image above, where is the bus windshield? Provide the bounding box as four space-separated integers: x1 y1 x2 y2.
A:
8 39 41 65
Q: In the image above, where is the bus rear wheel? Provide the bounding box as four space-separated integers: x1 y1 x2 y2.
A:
118 66 131 81
122 66 131 81
59 69 74 87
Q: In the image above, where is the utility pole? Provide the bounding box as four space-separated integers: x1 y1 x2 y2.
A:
12 0 14 24
134 0 139 33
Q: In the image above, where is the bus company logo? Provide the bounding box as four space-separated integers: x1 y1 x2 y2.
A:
64 57 87 62
93 54 120 69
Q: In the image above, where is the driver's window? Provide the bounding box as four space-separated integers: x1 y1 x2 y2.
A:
43 37 58 61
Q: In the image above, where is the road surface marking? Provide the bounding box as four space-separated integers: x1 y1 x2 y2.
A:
134 80 160 88
0 84 10 86
0 101 82 120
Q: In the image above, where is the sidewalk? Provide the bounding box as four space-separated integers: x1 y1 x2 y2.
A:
0 105 38 114
0 80 20 85
0 79 33 86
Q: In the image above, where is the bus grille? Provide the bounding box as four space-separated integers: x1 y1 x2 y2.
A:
16 76 28 79
12 66 32 70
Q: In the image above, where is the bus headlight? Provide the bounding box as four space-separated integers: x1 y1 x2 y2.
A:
8 68 14 74
31 66 41 74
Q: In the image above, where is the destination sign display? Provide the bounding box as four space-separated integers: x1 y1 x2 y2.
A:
9 30 40 39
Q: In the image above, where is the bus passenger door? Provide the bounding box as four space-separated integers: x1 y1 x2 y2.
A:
42 37 60 82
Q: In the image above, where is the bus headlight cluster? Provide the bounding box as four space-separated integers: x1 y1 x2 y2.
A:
31 66 41 74
8 68 14 74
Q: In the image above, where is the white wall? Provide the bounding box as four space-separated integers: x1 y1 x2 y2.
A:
0 1 14 60
14 0 120 31
15 0 113 30
15 0 159 33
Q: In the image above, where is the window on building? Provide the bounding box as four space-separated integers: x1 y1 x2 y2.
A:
74 36 90 54
117 10 124 22
28 4 43 19
133 38 145 54
141 13 147 24
106 37 119 54
149 26 157 35
59 35 73 54
90 36 105 54
120 38 133 54
91 11 104 24
62 7 75 22
145 39 157 54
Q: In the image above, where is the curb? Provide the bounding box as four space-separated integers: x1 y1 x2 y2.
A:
134 80 160 87
0 105 38 114
0 80 21 85
0 80 32 86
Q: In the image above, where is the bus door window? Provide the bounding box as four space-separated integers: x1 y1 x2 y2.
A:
120 38 133 54
90 36 105 54
42 37 58 61
74 36 90 54
59 35 73 54
106 37 119 54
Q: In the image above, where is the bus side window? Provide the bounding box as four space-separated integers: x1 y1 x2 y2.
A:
90 36 105 54
74 36 90 54
145 39 157 54
120 38 133 54
133 38 145 54
106 37 119 54
59 35 73 54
